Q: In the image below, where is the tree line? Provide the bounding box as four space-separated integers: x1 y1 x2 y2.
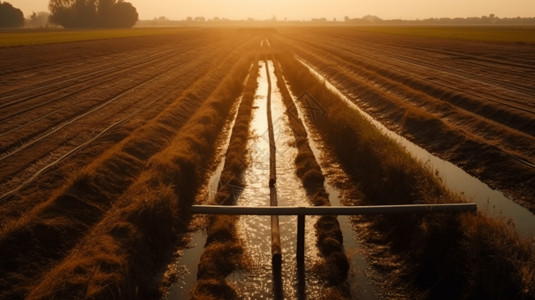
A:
49 0 138 28
344 14 535 25
0 0 138 28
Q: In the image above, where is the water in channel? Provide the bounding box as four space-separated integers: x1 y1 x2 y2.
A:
228 60 322 299
285 74 380 299
299 58 535 241
231 59 381 299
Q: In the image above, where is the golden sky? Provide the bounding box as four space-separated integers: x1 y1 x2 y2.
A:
9 0 535 20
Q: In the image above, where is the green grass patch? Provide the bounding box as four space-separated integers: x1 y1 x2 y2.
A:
0 27 191 47
353 26 535 43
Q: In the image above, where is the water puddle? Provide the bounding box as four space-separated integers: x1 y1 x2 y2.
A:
166 229 207 299
325 184 379 299
299 58 535 240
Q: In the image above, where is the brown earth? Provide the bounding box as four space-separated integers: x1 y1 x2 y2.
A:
0 29 240 223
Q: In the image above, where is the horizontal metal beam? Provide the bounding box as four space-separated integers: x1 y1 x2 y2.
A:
190 203 476 216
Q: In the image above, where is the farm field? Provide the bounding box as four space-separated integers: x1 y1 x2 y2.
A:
350 26 535 43
273 27 535 210
0 27 534 299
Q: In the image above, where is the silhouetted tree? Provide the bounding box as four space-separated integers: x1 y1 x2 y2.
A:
49 0 138 28
0 1 25 28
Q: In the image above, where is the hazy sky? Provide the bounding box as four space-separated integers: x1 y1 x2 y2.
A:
8 0 535 20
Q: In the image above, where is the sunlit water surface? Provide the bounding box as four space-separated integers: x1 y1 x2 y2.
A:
229 61 322 299
291 90 380 299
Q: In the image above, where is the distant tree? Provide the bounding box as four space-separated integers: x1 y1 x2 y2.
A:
27 11 51 27
49 0 138 28
362 15 382 23
0 1 25 28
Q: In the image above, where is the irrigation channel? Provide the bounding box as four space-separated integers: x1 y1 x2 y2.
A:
166 57 535 299
298 58 535 241
165 60 381 299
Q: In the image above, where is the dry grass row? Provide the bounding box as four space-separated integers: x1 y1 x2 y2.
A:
272 57 350 299
0 32 235 227
309 42 534 136
0 35 253 299
23 42 258 300
274 50 535 299
191 57 261 299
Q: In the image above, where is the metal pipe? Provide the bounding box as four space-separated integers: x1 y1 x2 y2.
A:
190 203 477 216
265 59 282 265
296 214 305 300
190 202 476 299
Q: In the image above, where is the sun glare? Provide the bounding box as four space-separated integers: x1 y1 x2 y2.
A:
6 0 535 20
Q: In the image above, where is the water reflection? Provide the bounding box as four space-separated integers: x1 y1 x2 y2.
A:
229 61 322 299
166 230 207 299
289 78 380 299
166 67 248 299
